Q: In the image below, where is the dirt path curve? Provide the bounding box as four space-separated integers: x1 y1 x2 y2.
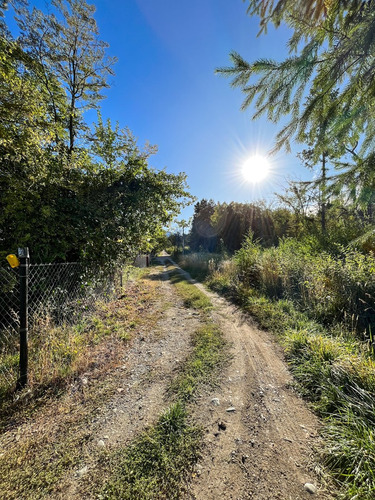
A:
163 259 334 500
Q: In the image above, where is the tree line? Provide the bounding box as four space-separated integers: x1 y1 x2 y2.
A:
187 187 374 255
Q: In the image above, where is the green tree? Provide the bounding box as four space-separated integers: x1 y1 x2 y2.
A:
78 118 192 266
212 201 276 251
175 218 192 254
17 0 116 154
0 31 63 259
217 1 375 162
0 3 191 266
190 199 217 252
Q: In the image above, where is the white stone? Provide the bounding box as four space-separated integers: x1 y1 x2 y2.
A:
304 483 317 494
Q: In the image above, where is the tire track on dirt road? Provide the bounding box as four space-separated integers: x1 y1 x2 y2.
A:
47 265 202 499
169 261 334 500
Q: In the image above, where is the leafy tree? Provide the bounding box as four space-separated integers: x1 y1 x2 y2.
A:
0 4 191 266
0 32 62 258
190 199 217 252
175 218 192 254
212 201 276 251
244 0 358 31
17 0 116 154
1 104 191 265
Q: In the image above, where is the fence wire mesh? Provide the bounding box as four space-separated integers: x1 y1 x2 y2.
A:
0 265 20 393
0 261 123 395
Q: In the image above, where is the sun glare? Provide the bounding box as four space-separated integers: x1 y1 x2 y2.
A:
242 154 270 183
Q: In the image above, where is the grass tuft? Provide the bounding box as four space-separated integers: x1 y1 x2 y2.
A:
167 266 212 312
169 323 227 402
102 403 201 500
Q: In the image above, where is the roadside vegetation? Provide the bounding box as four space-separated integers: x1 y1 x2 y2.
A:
202 4 375 494
0 268 149 410
0 268 166 499
102 402 202 499
0 0 191 267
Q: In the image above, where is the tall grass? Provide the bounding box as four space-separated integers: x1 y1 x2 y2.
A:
234 235 375 338
175 252 226 282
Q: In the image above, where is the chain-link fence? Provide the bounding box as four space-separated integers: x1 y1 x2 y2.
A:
0 259 123 396
28 263 120 325
0 265 20 394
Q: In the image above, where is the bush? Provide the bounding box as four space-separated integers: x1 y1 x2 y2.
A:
233 236 375 337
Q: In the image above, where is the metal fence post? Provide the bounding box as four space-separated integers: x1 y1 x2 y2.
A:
17 247 29 389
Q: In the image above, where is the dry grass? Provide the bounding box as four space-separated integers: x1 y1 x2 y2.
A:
0 271 166 499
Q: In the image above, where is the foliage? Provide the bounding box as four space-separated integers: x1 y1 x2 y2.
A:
221 1 375 153
188 195 371 257
0 3 191 266
102 403 202 500
16 0 117 154
233 234 375 336
189 199 286 254
175 252 226 282
189 199 217 252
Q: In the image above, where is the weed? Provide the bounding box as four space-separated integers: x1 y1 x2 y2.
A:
102 403 201 499
169 323 227 401
168 267 212 312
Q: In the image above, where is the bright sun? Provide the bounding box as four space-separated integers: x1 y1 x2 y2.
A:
242 154 270 183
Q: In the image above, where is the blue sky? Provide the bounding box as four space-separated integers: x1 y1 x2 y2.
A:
11 0 312 220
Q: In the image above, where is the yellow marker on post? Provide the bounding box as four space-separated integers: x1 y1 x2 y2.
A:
6 254 20 268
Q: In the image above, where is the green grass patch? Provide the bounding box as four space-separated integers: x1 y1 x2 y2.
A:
0 424 92 499
167 266 212 312
169 322 227 401
102 403 201 500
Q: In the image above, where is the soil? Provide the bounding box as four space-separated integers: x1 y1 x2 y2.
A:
0 261 336 499
173 263 334 499
56 264 202 499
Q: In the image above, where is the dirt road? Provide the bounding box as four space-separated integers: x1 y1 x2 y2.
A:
0 261 334 499
167 260 333 500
